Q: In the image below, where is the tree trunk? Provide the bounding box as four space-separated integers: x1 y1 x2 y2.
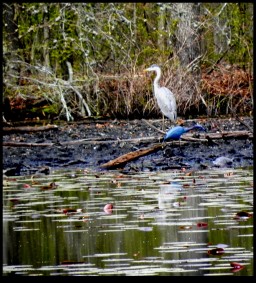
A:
171 3 202 107
212 3 229 54
3 3 21 87
43 4 50 69
172 3 201 69
157 5 165 52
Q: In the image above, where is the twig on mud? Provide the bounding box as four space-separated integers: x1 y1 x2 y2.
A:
228 108 253 133
235 116 253 133
142 119 165 134
181 136 208 142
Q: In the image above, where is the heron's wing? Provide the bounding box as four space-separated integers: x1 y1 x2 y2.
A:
156 87 177 121
164 126 183 140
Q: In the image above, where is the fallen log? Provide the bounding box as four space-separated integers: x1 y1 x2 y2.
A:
2 142 54 147
204 131 253 139
2 136 161 147
100 143 163 169
3 124 58 134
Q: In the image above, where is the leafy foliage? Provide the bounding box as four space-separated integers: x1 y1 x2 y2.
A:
3 3 253 121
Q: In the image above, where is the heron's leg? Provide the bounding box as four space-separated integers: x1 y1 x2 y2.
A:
162 114 165 131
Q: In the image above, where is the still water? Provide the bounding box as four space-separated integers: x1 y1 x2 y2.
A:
3 167 253 276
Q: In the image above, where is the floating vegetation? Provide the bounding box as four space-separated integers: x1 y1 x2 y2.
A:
3 168 253 276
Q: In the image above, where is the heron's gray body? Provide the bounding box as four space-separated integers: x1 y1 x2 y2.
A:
154 85 177 122
145 64 177 124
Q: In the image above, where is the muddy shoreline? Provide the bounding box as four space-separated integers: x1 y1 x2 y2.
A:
2 117 253 176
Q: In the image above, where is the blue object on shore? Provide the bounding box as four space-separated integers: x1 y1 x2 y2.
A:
163 123 206 142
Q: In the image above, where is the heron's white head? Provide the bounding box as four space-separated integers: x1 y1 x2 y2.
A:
144 64 161 72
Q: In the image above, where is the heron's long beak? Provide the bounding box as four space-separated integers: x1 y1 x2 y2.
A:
143 69 149 72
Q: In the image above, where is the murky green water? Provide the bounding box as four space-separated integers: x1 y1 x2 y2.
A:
3 167 253 276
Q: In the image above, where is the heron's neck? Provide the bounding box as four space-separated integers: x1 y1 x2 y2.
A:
185 126 196 133
153 68 161 90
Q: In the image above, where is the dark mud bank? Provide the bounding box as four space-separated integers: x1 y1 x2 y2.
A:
2 117 253 176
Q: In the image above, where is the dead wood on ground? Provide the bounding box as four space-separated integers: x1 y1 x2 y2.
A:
100 143 164 169
3 125 58 133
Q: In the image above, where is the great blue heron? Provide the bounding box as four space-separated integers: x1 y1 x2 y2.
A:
144 64 177 130
163 123 206 142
